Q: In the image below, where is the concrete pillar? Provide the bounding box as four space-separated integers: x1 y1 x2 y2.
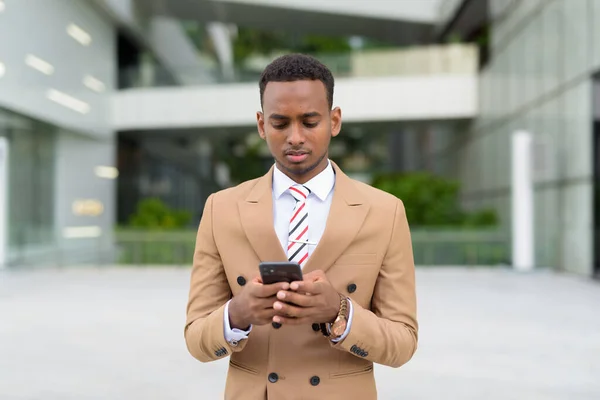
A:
0 137 7 269
511 131 535 271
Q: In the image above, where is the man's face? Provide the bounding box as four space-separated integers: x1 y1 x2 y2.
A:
257 80 342 184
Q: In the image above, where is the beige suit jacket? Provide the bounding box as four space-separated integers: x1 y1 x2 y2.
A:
185 162 418 400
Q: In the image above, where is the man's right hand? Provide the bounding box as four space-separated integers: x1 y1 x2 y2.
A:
228 277 290 329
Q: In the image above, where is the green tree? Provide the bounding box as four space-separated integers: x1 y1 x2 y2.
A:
232 28 354 65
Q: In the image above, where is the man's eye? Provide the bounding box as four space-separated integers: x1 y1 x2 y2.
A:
304 122 318 128
272 124 288 129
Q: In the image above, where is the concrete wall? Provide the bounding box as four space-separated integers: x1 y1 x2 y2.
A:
0 0 115 137
112 74 478 130
212 0 442 23
0 0 117 265
430 0 600 275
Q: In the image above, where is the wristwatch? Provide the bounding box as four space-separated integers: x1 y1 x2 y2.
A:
320 293 349 339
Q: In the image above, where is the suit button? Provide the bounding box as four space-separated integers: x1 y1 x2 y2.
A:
214 347 227 357
237 276 246 286
310 376 320 386
268 372 279 383
312 323 320 332
272 322 282 329
347 283 357 293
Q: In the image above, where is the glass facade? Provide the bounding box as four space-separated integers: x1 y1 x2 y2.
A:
117 136 213 227
431 0 600 275
0 108 57 262
116 121 438 230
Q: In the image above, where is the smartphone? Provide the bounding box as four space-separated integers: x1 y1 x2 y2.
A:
259 261 303 284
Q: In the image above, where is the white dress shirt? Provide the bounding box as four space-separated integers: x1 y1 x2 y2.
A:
224 160 354 344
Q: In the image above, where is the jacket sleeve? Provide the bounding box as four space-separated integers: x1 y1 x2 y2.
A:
184 193 249 362
331 199 418 368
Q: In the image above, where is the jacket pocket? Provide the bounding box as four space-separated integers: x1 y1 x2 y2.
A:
229 360 259 375
329 365 373 379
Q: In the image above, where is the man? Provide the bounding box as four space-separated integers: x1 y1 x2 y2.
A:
185 54 418 399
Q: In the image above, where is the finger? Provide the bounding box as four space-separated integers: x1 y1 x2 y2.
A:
257 308 278 321
290 280 324 294
272 315 315 326
251 276 290 292
253 281 290 298
287 285 312 296
302 270 325 281
276 290 315 307
245 307 278 326
290 272 327 291
272 301 316 319
256 296 278 309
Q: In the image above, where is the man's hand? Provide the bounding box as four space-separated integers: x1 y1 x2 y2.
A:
228 277 290 329
271 270 341 326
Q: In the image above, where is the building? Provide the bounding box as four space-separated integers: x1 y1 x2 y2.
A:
436 0 600 277
0 0 116 267
1 0 596 277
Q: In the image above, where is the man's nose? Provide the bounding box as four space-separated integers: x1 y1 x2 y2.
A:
287 123 305 144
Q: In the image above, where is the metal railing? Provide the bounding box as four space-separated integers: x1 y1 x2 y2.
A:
3 241 116 269
1 227 508 269
2 228 508 269
113 228 509 267
410 229 509 266
115 230 196 266
120 44 479 89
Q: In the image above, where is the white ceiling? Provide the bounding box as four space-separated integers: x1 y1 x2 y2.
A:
217 0 446 24
146 0 443 46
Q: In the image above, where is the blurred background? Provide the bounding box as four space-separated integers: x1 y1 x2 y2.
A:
0 0 599 399
0 0 598 276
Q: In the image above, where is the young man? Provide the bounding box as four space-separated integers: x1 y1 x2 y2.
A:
185 54 418 399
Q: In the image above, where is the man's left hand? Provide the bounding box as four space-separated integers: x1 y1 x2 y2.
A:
272 270 340 326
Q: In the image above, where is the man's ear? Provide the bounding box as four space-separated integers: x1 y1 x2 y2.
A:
330 107 342 138
257 111 266 140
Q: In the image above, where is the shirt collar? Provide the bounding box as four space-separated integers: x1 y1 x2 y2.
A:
273 159 335 201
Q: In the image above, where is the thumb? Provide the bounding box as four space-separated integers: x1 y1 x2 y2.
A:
303 270 324 282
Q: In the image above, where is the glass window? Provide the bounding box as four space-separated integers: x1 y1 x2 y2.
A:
563 0 590 83
0 108 56 257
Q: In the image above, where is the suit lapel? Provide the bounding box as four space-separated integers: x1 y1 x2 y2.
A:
238 162 370 271
238 166 288 262
303 162 370 275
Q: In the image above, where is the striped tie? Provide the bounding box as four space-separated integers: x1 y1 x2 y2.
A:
287 184 311 268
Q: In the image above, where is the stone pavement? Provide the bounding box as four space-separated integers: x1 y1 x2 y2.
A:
0 266 599 400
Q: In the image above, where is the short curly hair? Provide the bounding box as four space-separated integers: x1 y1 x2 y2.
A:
259 54 334 109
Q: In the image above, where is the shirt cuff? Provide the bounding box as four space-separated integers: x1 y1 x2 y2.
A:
331 298 353 343
223 300 252 345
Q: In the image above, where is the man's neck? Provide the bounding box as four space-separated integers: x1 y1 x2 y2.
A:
275 159 329 185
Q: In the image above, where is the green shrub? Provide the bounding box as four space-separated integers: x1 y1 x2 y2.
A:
127 198 192 230
371 172 497 227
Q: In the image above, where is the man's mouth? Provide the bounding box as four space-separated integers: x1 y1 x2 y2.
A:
285 151 309 163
